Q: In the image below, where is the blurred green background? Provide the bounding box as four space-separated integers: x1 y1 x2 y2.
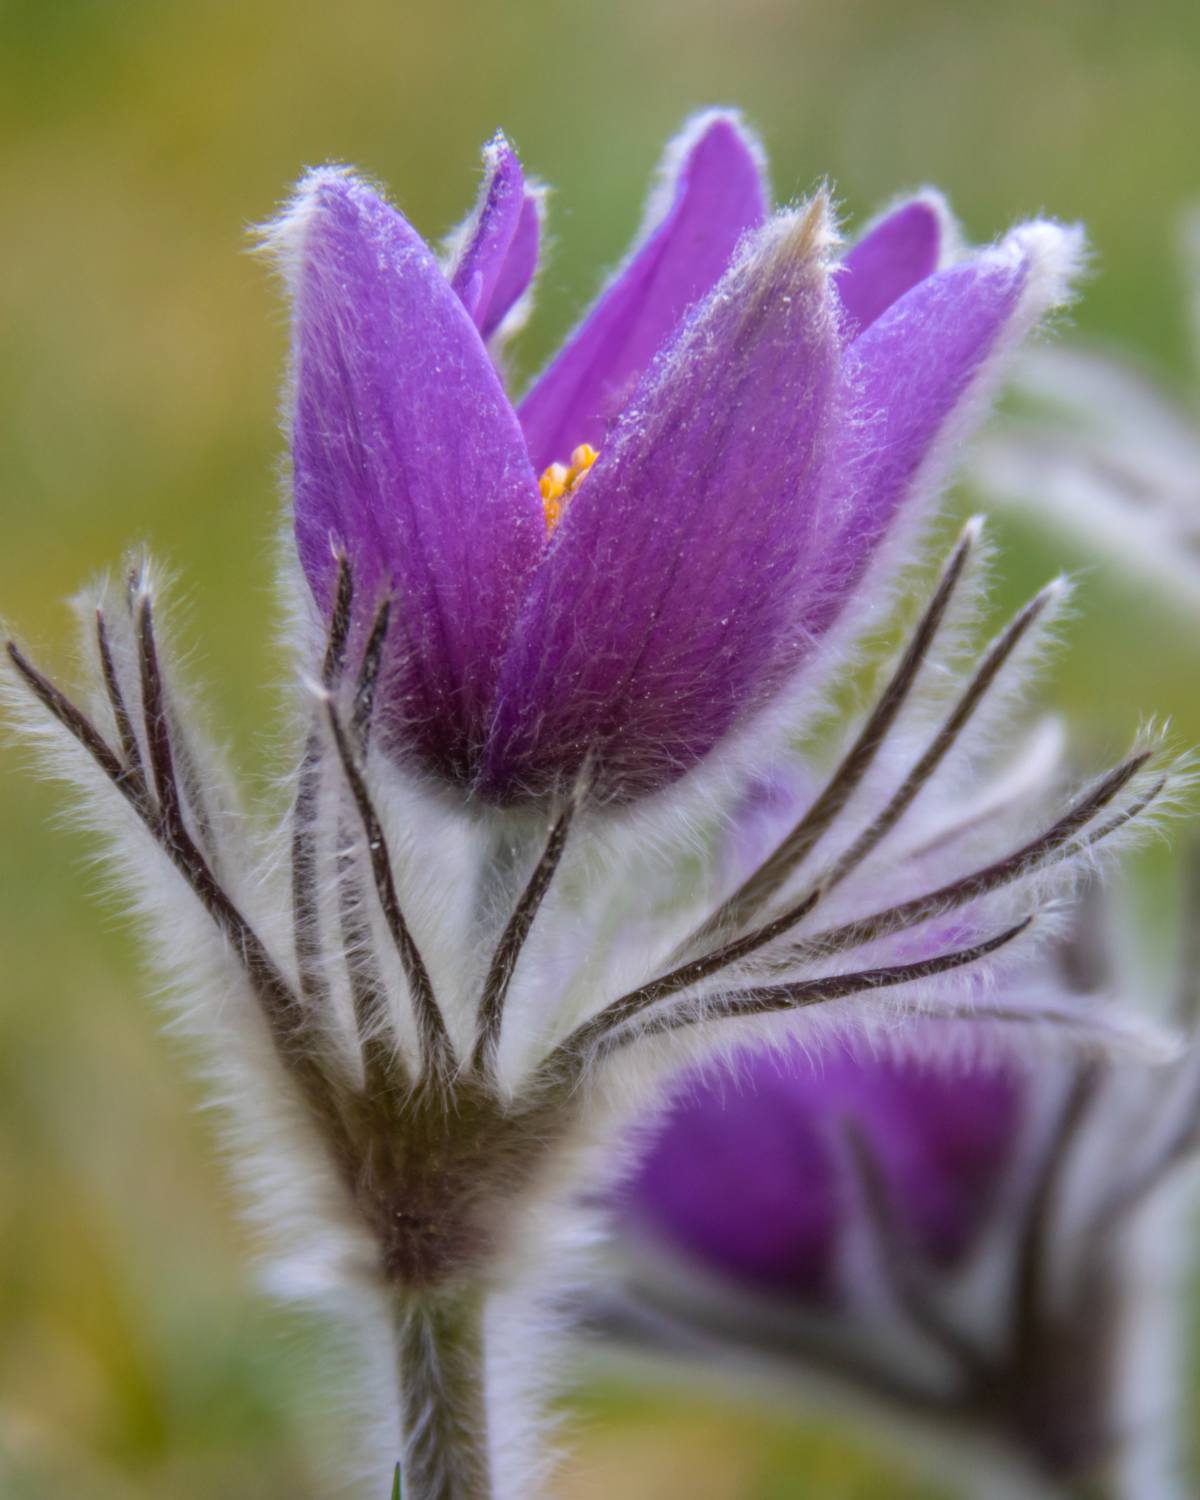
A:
1 0 1199 1494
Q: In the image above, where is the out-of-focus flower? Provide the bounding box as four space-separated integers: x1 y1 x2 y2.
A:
973 216 1200 615
613 896 1198 1500
1 114 1178 1499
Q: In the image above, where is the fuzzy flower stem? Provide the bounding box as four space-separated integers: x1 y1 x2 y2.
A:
690 518 979 946
394 1293 491 1500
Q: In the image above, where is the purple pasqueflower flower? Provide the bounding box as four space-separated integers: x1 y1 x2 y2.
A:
273 110 1078 803
615 895 1198 1499
623 1020 1021 1304
1 113 1179 1500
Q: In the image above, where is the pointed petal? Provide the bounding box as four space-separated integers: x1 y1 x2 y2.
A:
480 187 542 342
483 202 842 802
806 221 1085 636
448 135 543 342
269 169 544 780
518 110 768 472
837 195 947 335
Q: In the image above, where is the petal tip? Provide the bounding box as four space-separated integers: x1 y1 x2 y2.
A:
961 513 987 548
480 129 523 185
448 131 545 340
760 192 841 279
1014 219 1086 309
905 187 961 266
1041 574 1073 609
647 106 770 227
680 105 767 167
254 165 368 287
1002 219 1090 315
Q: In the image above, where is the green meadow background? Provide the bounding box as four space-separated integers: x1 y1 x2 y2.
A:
1 1 1198 1495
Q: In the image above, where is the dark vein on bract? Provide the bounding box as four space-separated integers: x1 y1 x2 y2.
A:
821 581 1058 895
556 889 823 1063
472 800 576 1077
338 829 406 1097
624 916 1032 1044
293 556 355 1007
95 607 145 781
782 752 1151 967
136 594 182 830
553 750 1152 1068
8 640 127 787
352 597 392 751
326 700 452 1078
1010 1063 1100 1361
8 637 323 1077
324 555 355 687
689 521 979 947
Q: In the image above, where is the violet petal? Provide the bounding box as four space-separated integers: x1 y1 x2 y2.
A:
483 202 841 802
837 196 945 336
276 169 544 780
480 188 542 343
805 223 1082 637
518 110 768 473
449 135 542 342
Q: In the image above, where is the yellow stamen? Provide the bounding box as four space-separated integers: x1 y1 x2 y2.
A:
539 443 599 533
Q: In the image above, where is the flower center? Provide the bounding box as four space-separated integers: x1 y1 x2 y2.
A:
538 444 598 533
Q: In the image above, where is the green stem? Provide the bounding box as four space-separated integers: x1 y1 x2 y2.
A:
393 1292 491 1500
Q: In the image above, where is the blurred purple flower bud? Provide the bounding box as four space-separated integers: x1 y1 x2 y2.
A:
614 897 1197 1499
624 1030 1021 1304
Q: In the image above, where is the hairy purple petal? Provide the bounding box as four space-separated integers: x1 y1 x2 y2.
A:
480 190 541 342
837 197 946 335
519 110 768 473
482 201 841 802
624 1034 1022 1303
449 135 542 341
271 169 544 781
805 223 1083 637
